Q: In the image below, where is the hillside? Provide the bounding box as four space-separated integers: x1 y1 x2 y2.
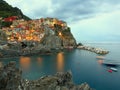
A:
0 0 30 20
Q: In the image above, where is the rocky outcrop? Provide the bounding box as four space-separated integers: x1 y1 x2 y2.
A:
0 61 93 90
62 31 76 47
0 61 22 90
42 35 62 49
0 52 3 57
0 29 7 41
40 26 61 49
40 24 76 49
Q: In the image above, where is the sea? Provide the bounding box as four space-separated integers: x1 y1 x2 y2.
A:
0 43 120 90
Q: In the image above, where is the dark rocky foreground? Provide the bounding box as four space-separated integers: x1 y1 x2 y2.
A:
0 61 94 90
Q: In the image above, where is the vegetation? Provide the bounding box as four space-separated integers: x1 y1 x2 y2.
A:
0 0 31 27
0 0 30 19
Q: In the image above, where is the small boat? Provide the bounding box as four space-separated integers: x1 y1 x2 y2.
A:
108 69 112 73
96 56 105 59
110 67 118 72
102 62 120 67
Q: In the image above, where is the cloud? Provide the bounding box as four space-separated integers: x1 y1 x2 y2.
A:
5 0 120 22
70 10 120 42
4 0 120 42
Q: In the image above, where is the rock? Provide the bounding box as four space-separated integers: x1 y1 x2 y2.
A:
77 82 93 90
0 61 94 90
61 28 76 47
55 86 61 90
0 61 22 90
0 62 3 68
55 71 72 86
42 35 62 49
77 43 83 46
0 52 3 57
0 30 7 41
60 86 69 90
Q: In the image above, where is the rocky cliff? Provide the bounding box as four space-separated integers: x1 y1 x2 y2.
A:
41 23 76 49
0 17 76 52
0 61 93 90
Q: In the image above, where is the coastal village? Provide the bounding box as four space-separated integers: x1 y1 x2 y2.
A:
1 17 67 42
0 17 77 57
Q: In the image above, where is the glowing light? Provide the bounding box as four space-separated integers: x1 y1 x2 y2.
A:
59 32 62 36
10 25 14 28
7 37 10 40
37 57 43 66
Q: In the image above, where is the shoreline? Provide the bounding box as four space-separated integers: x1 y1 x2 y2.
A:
0 47 74 59
0 45 109 59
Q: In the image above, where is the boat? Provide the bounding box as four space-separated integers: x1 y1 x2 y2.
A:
102 61 120 67
96 56 105 59
108 69 112 73
110 67 118 72
103 63 118 67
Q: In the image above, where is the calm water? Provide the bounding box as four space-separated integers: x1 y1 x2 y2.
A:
0 43 120 90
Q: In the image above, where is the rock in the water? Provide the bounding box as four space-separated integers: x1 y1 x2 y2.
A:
55 71 72 86
77 82 93 90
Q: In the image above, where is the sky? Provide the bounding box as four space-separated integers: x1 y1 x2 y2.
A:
5 0 120 43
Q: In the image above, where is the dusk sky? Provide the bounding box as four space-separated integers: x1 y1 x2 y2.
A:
5 0 120 43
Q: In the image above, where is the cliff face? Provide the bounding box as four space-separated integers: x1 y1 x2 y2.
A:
41 22 77 49
61 28 76 47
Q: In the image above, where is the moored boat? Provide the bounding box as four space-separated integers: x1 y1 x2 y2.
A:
108 69 112 73
96 56 105 59
110 67 118 72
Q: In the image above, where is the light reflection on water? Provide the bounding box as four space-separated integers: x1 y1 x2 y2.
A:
37 57 43 66
57 52 64 72
98 59 104 65
20 56 31 71
19 52 65 77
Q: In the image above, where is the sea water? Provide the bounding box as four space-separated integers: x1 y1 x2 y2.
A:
0 43 120 90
